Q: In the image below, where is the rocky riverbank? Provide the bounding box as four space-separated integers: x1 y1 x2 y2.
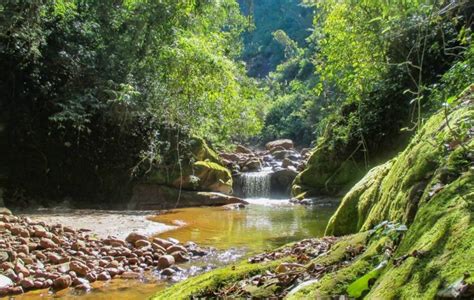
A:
0 208 210 297
220 139 312 198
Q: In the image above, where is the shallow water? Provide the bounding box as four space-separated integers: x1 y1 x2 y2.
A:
152 199 338 254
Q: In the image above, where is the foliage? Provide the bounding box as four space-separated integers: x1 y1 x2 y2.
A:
238 0 314 77
0 0 266 204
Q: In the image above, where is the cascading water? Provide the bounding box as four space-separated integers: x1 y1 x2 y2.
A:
240 169 272 198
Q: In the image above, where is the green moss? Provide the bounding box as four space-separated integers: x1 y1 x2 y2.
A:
152 259 289 300
144 137 233 193
327 88 474 235
321 85 474 298
325 160 394 236
292 140 365 196
367 172 474 299
288 232 386 299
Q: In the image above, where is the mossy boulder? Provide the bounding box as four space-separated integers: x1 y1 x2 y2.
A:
172 161 232 194
291 137 366 198
326 85 473 235
145 137 233 194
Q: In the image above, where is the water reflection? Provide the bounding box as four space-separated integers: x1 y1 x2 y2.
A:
152 200 338 254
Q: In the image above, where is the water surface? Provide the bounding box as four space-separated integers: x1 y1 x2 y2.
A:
152 199 338 254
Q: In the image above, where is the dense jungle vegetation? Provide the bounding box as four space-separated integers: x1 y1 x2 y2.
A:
1 0 473 207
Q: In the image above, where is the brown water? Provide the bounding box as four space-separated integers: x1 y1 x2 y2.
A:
153 199 338 254
13 199 338 300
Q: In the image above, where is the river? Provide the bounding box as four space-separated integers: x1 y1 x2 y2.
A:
11 170 338 299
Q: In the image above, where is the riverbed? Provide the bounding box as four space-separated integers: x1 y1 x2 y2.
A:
12 199 338 299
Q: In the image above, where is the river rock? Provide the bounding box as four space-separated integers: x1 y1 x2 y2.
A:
266 139 294 151
160 268 176 276
14 263 30 276
135 239 151 248
235 145 253 154
282 158 295 168
39 238 57 249
125 232 148 245
243 158 262 172
0 274 13 288
53 275 72 290
97 271 111 281
166 245 187 254
157 255 175 269
19 278 34 290
0 208 12 216
70 261 90 276
171 251 189 263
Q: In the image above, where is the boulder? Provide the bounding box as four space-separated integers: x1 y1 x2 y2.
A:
281 158 295 168
157 255 175 269
243 158 262 172
173 161 233 194
266 139 294 151
271 168 299 197
145 137 232 194
235 145 253 154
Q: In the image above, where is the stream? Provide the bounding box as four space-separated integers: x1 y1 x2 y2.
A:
11 171 339 299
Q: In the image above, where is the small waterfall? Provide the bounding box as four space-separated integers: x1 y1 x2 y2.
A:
240 171 272 198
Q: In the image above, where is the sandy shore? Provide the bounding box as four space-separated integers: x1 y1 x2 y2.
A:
17 209 178 240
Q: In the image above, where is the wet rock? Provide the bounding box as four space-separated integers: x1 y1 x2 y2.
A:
167 237 180 245
171 251 190 263
221 203 246 210
157 255 175 269
282 158 295 168
9 286 24 295
53 275 72 290
85 272 97 283
166 245 187 254
160 268 176 276
151 243 166 253
19 278 34 290
153 237 174 249
97 271 111 281
33 280 44 289
243 158 262 171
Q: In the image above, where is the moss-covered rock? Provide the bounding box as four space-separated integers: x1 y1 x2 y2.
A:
319 85 474 298
292 138 366 197
145 137 233 194
327 85 473 235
